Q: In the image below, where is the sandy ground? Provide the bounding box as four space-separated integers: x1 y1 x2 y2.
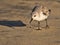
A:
0 0 60 45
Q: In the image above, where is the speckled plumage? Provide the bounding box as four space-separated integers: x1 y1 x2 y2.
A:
30 5 51 30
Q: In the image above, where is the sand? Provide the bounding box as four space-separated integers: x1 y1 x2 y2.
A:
0 0 60 45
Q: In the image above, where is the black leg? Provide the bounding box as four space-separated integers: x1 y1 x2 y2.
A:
45 19 49 28
37 21 41 30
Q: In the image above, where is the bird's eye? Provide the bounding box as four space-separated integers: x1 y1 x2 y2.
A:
34 15 36 17
43 13 46 15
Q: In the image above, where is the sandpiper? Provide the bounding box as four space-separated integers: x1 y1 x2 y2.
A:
29 5 51 30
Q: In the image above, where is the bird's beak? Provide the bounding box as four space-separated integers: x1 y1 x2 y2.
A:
29 18 33 24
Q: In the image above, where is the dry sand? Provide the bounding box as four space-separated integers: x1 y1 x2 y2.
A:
0 0 60 45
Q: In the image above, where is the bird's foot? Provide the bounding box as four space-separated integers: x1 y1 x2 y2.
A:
36 27 42 30
45 25 49 29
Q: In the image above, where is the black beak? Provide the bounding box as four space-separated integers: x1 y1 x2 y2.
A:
29 18 33 24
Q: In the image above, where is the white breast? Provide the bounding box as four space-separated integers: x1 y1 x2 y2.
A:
33 12 49 21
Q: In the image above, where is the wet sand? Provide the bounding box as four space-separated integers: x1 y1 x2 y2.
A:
0 0 60 45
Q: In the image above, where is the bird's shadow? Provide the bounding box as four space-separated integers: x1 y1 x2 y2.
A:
0 20 26 27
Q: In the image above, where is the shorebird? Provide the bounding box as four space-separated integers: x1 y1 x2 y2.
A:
29 5 51 30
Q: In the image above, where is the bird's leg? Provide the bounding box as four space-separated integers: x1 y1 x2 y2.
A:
45 19 49 28
37 21 41 30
